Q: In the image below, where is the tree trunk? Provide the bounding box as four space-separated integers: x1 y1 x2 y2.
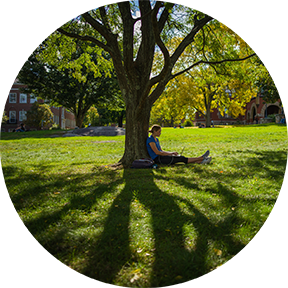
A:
205 111 211 128
118 111 124 127
204 93 212 128
75 114 84 128
119 100 151 167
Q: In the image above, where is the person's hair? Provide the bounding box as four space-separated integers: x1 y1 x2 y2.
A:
148 124 161 134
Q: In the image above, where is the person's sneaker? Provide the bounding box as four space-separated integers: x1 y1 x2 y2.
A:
201 150 210 159
201 156 212 164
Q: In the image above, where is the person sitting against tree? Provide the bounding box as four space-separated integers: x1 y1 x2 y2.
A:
146 124 212 165
15 123 26 132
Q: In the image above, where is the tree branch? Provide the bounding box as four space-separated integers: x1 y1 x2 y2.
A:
171 53 257 79
133 9 153 24
170 15 213 65
99 6 111 32
82 12 109 39
57 28 110 52
118 2 134 72
157 3 172 33
151 2 171 74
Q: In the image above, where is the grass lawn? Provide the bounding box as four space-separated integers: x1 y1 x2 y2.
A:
1 124 287 287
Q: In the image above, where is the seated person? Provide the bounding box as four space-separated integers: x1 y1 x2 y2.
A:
15 123 26 132
146 124 212 165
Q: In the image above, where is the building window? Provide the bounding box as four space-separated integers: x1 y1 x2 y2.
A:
19 110 27 122
9 93 17 103
30 94 37 103
20 94 27 103
53 115 59 125
9 111 17 123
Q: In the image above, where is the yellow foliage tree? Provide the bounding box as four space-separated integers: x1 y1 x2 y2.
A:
176 62 256 127
150 79 195 126
151 22 257 127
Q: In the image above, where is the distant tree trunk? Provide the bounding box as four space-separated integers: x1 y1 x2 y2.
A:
117 111 124 127
75 116 83 128
203 89 215 128
205 111 211 128
74 105 90 128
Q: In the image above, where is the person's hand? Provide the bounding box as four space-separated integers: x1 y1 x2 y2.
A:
171 152 178 156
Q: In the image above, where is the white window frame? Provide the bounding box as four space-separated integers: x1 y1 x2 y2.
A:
20 93 27 103
9 93 17 103
9 111 17 123
30 94 37 103
19 110 27 122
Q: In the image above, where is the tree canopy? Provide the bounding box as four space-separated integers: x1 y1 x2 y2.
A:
18 39 122 128
150 24 258 127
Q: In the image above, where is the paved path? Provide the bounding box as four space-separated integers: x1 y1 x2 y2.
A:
63 126 125 137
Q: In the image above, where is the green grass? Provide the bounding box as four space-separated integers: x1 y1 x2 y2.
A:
1 124 287 287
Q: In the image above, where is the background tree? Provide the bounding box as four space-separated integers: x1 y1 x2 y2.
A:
258 76 280 104
25 103 54 130
150 79 194 127
54 0 255 166
149 22 258 128
83 107 100 127
18 41 122 128
1 111 9 125
174 60 256 127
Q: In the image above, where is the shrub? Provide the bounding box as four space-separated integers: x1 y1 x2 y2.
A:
1 111 9 124
25 103 54 130
267 114 276 122
83 107 100 127
184 119 193 127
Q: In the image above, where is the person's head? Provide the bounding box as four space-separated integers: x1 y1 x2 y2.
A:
149 124 161 136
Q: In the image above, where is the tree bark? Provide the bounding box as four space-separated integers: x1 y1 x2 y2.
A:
205 111 211 128
119 99 151 167
75 115 83 128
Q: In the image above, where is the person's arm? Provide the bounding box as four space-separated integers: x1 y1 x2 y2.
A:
148 142 178 156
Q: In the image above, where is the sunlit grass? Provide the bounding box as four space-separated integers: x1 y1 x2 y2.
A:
0 124 287 286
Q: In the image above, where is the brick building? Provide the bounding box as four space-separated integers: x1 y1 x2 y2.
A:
1 80 76 132
194 95 283 126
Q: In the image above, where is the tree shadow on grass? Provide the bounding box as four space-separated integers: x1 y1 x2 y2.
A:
4 148 286 287
79 168 248 287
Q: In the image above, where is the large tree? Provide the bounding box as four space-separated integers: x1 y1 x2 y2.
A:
18 43 121 128
56 0 255 166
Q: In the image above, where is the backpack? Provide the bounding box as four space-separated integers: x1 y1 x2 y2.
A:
131 158 157 169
